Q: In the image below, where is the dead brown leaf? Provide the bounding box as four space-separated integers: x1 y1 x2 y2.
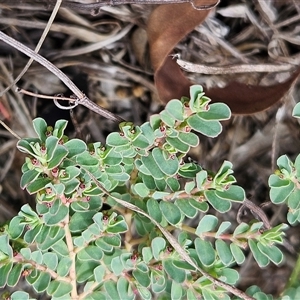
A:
147 0 300 114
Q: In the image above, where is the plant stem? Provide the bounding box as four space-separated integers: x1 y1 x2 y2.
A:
63 208 78 299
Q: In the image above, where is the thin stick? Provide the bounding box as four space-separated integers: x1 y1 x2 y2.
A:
17 88 77 102
0 0 62 97
174 55 295 74
0 120 21 140
0 31 124 123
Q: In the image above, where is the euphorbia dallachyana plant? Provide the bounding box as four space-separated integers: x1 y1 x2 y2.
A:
0 85 297 300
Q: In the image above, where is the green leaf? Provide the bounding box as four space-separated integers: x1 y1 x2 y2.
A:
36 226 65 250
292 102 300 118
7 264 24 287
32 272 51 293
76 152 99 172
24 224 43 244
195 238 216 267
288 189 300 209
177 131 199 147
166 137 190 153
197 103 231 121
216 185 245 202
195 215 218 235
215 240 233 266
152 148 179 176
44 204 69 225
132 135 151 149
150 270 166 293
116 277 134 300
53 119 68 139
233 222 249 236
65 139 87 157
43 252 58 271
111 256 125 276
196 170 207 189
51 240 69 257
133 268 151 288
47 280 72 298
187 114 222 137
270 182 294 204
77 246 103 262
69 211 95 232
10 291 31 300
175 199 197 218
218 268 239 285
17 138 41 157
133 183 150 198
20 169 40 189
160 201 182 225
165 99 185 121
215 221 231 237
94 265 106 283
141 154 165 179
205 190 231 212
104 281 119 300
230 243 245 265
146 198 162 223
0 235 13 258
166 177 180 192
33 117 48 141
76 260 99 283
151 237 166 260
268 174 291 188
257 243 283 265
172 260 195 271
106 215 128 234
171 281 184 300
189 198 209 212
160 110 176 127
277 155 293 173
0 262 13 288
57 257 72 277
163 259 186 283
142 247 153 264
249 240 269 267
26 177 52 194
107 132 130 147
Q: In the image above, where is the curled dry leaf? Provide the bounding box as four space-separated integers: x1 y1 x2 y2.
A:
147 0 300 114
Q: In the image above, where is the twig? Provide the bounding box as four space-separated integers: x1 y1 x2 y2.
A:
237 198 271 230
0 31 124 123
0 120 21 140
174 55 295 74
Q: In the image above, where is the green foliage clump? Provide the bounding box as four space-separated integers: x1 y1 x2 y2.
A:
0 85 295 300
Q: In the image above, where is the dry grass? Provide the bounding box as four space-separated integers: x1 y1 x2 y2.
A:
0 0 300 297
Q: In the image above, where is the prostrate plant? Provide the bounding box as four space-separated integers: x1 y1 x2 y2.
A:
0 85 291 300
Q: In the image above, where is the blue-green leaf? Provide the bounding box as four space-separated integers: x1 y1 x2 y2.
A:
195 238 215 267
160 201 182 225
165 99 185 121
152 148 179 176
187 114 222 137
195 215 218 235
